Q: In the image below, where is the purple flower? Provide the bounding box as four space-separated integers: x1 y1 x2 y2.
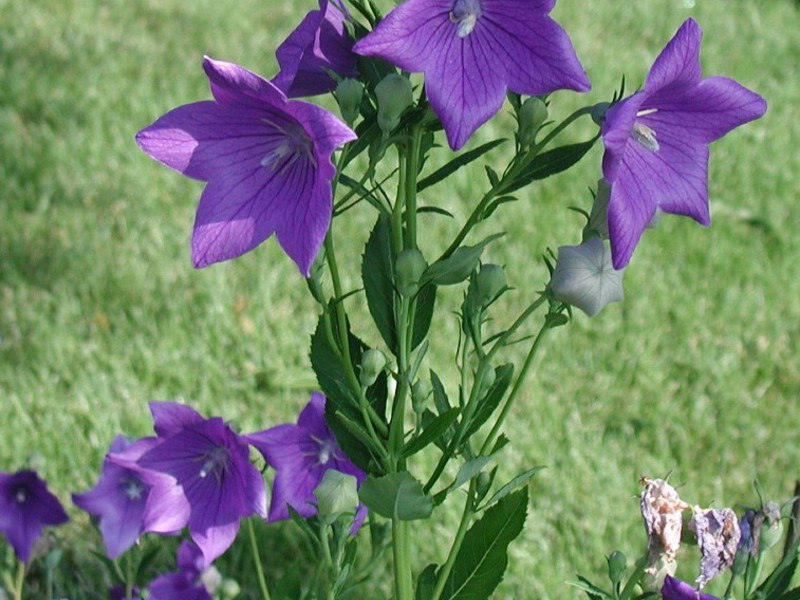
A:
273 0 358 98
246 393 367 532
353 0 590 150
133 402 268 565
601 18 767 268
148 541 212 600
136 57 356 275
661 576 720 600
0 470 69 562
73 435 190 558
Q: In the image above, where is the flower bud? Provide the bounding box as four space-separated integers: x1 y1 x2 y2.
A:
517 97 548 147
200 565 223 594
549 237 625 317
314 469 359 525
474 263 506 308
220 579 241 600
584 179 611 240
395 248 427 297
607 550 627 584
359 348 387 388
411 379 431 414
758 501 783 553
475 471 492 502
375 74 413 134
336 78 364 125
477 365 496 397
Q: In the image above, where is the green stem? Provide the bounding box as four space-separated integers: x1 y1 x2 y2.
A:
745 552 765 598
12 560 25 600
247 518 273 600
618 554 648 600
392 518 414 600
404 125 422 250
723 571 738 599
125 552 134 600
389 295 411 462
319 522 336 600
429 481 476 600
391 145 406 256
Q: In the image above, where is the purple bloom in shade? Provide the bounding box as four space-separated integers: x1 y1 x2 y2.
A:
661 576 720 600
135 402 268 565
353 0 590 150
136 57 356 275
148 541 212 600
246 393 367 533
0 470 69 562
273 0 358 98
600 18 767 269
73 435 190 558
109 583 142 600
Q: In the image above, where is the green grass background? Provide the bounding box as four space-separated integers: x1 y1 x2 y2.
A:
1 0 799 597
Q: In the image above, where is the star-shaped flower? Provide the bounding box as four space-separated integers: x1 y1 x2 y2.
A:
132 402 268 565
661 576 720 600
601 18 767 268
353 0 590 150
273 0 358 98
136 57 356 275
73 435 190 558
246 393 367 532
0 470 69 562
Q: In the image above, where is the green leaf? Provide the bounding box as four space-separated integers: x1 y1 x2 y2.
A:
464 363 514 439
416 564 439 600
480 467 544 510
359 472 434 521
287 507 319 544
566 576 612 600
362 214 396 349
754 538 800 599
439 488 528 599
422 233 504 287
416 140 505 192
431 371 451 415
411 282 437 350
504 135 599 194
778 587 800 600
402 408 461 458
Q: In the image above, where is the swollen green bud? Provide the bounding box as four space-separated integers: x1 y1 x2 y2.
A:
336 78 364 125
314 470 360 525
411 379 432 414
359 348 387 388
220 579 241 600
375 74 413 134
395 248 427 297
475 471 492 502
517 97 548 147
475 263 506 307
759 502 783 553
607 550 627 584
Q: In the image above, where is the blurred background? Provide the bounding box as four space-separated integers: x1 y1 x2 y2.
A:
1 0 799 597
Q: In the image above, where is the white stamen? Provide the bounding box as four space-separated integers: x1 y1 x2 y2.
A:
636 108 658 117
15 489 26 503
632 121 660 152
449 0 481 38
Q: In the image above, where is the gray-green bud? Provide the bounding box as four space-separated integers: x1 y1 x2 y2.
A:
375 74 413 135
607 551 627 584
517 97 548 147
395 248 427 297
314 470 360 525
411 379 432 414
336 78 364 125
220 579 241 600
359 348 387 388
475 263 506 307
759 502 784 553
477 365 496 397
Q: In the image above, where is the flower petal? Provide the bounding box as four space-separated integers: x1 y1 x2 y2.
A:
202 57 287 110
644 19 703 93
150 402 205 437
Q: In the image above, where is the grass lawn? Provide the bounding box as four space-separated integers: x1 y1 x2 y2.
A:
1 0 799 597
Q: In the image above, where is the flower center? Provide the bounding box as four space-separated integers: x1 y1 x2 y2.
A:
198 446 230 482
632 108 659 152
14 487 26 504
121 475 146 501
312 435 337 466
450 0 482 38
260 120 315 174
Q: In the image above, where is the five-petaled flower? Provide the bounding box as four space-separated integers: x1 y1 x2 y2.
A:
0 469 69 562
601 18 767 269
73 435 190 559
661 576 721 600
148 540 213 600
246 393 367 533
273 0 359 98
130 402 268 565
136 57 356 275
353 0 590 150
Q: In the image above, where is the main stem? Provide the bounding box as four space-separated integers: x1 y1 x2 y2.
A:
247 518 273 600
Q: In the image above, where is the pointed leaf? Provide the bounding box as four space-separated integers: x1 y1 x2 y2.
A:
504 136 599 194
566 576 612 600
402 408 461 458
464 363 514 439
359 472 434 521
417 140 506 192
480 467 544 511
416 564 439 600
362 214 396 349
421 233 503 287
440 488 528 599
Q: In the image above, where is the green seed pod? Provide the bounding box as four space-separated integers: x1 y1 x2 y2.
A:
517 97 548 147
336 78 364 125
375 74 413 135
360 348 387 388
395 248 427 297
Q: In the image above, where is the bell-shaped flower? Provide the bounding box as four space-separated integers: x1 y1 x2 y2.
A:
0 470 69 562
148 541 213 600
549 237 624 317
136 57 356 275
661 576 720 600
353 0 590 150
272 0 358 98
246 393 367 533
73 435 190 558
601 18 767 268
131 402 268 565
